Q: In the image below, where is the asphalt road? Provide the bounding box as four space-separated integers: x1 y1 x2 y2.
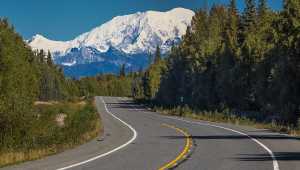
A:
3 96 300 170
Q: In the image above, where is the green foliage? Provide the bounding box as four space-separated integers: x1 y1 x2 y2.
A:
242 0 257 31
0 100 100 167
76 74 133 97
154 45 162 63
136 0 300 126
119 64 126 77
25 101 97 149
131 70 144 99
35 50 79 101
0 19 97 166
258 0 268 17
141 47 166 101
0 19 39 150
142 60 166 100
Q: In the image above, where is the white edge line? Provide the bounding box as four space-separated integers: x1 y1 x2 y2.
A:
164 116 280 170
57 97 138 170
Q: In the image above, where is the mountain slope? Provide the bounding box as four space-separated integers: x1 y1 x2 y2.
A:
28 8 195 77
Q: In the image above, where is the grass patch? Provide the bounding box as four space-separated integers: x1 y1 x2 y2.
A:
0 99 102 167
151 105 300 136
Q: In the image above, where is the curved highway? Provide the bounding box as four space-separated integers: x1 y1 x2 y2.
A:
4 96 300 170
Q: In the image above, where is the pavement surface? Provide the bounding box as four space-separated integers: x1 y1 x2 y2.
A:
3 96 300 170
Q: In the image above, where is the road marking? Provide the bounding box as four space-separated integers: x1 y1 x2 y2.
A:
159 124 192 170
164 116 280 170
57 97 138 170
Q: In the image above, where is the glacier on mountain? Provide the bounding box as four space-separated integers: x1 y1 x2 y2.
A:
28 8 195 77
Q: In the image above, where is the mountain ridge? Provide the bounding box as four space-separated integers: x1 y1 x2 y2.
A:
28 7 195 77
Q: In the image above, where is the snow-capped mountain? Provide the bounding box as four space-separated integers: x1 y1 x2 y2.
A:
28 8 195 77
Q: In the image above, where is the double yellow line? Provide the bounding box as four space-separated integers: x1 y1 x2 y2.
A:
159 124 193 170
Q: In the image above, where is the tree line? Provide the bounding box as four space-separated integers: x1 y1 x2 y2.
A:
75 73 132 97
0 18 87 151
1 0 299 145
133 0 300 126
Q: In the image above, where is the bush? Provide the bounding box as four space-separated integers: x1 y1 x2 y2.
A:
0 100 101 167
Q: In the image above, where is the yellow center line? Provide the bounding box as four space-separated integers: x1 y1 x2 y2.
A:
159 123 192 170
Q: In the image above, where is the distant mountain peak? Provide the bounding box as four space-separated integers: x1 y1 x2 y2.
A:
29 8 194 54
31 34 45 40
28 8 195 77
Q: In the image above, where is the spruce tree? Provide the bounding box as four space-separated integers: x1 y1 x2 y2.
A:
138 2 300 125
0 40 3 72
0 19 39 147
154 45 161 63
226 0 240 56
119 64 126 77
258 0 268 17
142 70 151 99
242 0 257 32
229 0 237 13
46 50 53 66
38 49 45 63
273 0 300 124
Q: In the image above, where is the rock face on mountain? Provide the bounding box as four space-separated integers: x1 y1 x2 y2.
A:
28 8 195 77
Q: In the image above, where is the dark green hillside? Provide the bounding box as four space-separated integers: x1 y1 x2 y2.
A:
0 19 100 167
132 0 300 131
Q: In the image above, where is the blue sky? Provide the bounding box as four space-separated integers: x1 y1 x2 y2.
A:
0 0 282 41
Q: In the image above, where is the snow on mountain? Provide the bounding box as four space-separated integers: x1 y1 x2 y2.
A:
61 60 77 66
29 8 194 55
28 8 195 77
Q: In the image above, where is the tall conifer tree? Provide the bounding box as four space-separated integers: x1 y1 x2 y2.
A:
154 45 161 63
119 64 126 77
